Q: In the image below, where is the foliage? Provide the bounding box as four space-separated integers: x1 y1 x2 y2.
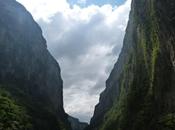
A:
99 55 135 130
158 113 175 129
96 0 165 130
0 89 32 130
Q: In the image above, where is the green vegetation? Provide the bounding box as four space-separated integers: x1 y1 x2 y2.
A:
58 120 68 130
158 113 175 129
0 85 71 130
0 88 32 130
99 54 135 130
149 0 160 94
140 28 148 69
96 0 165 130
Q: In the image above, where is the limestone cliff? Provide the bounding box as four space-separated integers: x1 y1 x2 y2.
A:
0 0 70 129
88 0 175 130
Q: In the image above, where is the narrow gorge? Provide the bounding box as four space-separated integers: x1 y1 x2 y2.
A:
0 0 175 130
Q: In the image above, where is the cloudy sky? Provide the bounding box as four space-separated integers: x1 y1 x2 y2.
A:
17 0 131 123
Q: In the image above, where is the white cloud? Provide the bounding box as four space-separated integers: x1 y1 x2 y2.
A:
17 0 131 122
17 0 70 21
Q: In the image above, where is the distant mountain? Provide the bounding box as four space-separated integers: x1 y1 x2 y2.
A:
68 116 88 130
88 0 175 130
0 0 71 129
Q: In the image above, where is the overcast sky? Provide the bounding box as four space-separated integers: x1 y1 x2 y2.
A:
17 0 131 123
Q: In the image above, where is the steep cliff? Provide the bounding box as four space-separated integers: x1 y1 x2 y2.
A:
89 0 175 130
0 0 70 129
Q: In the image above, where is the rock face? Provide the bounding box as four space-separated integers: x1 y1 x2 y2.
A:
88 0 175 130
0 0 70 129
68 116 88 130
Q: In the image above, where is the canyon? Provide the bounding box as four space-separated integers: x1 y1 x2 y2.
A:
0 0 175 130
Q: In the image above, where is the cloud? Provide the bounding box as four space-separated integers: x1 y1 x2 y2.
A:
17 0 131 122
17 0 70 21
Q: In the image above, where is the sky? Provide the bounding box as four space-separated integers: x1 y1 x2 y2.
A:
69 0 126 7
17 0 131 123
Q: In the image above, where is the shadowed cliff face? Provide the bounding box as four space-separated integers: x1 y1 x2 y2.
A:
88 0 175 130
0 0 70 129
